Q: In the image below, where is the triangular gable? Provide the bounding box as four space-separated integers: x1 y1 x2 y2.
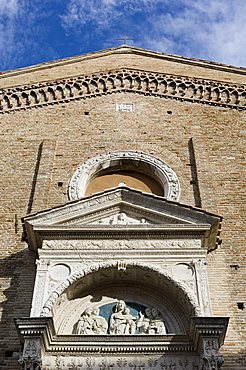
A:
2 45 245 85
23 187 222 252
1 46 245 114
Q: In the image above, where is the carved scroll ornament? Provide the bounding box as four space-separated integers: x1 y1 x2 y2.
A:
201 338 224 370
18 339 41 370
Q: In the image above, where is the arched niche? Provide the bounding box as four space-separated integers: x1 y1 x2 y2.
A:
68 151 180 201
41 263 198 335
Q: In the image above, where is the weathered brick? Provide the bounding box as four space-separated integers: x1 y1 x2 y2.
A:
0 46 245 369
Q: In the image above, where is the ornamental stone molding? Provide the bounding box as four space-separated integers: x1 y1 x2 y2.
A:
40 261 200 318
18 338 42 370
42 355 200 370
1 68 245 114
15 316 229 369
68 151 180 201
42 238 201 250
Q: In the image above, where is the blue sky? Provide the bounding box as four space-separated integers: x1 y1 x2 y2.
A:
0 0 245 72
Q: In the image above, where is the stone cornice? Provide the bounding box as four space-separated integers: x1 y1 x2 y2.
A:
15 316 229 355
29 226 209 252
1 67 245 113
1 46 245 78
15 317 195 354
23 187 221 252
190 317 229 350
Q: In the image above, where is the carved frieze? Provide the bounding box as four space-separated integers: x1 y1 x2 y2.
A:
42 355 200 370
42 239 200 250
1 68 245 114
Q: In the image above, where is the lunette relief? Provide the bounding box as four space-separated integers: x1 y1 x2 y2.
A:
74 300 167 335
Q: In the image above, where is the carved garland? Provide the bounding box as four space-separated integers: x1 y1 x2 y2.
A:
0 68 245 113
40 261 200 317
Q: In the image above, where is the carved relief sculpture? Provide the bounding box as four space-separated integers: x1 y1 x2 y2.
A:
75 308 107 335
96 212 147 225
201 338 224 370
74 301 167 335
137 307 167 335
18 339 42 370
92 308 108 334
109 300 137 335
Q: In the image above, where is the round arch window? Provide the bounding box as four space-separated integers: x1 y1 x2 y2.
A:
85 169 163 196
68 151 180 201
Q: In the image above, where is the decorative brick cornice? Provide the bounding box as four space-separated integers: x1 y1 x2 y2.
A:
1 68 245 113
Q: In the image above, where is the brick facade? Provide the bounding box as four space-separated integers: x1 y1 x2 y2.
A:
0 46 245 369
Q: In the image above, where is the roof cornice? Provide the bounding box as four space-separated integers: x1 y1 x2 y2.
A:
1 67 245 113
1 45 245 78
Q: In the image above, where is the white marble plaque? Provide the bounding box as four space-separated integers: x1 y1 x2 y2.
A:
116 103 134 112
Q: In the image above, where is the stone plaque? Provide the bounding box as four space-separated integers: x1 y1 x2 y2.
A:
116 103 134 112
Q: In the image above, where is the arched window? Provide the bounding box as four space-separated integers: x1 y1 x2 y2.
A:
68 151 180 201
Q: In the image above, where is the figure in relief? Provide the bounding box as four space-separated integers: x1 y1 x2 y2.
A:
75 307 108 334
109 300 137 334
137 307 152 334
75 308 94 334
150 307 167 334
91 308 108 334
137 307 167 334
75 301 166 335
100 212 147 225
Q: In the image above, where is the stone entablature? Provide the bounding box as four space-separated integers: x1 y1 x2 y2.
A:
15 316 229 370
23 187 222 252
1 68 245 114
42 238 201 250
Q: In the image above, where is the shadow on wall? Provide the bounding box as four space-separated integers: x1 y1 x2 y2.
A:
0 248 36 369
188 138 202 208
